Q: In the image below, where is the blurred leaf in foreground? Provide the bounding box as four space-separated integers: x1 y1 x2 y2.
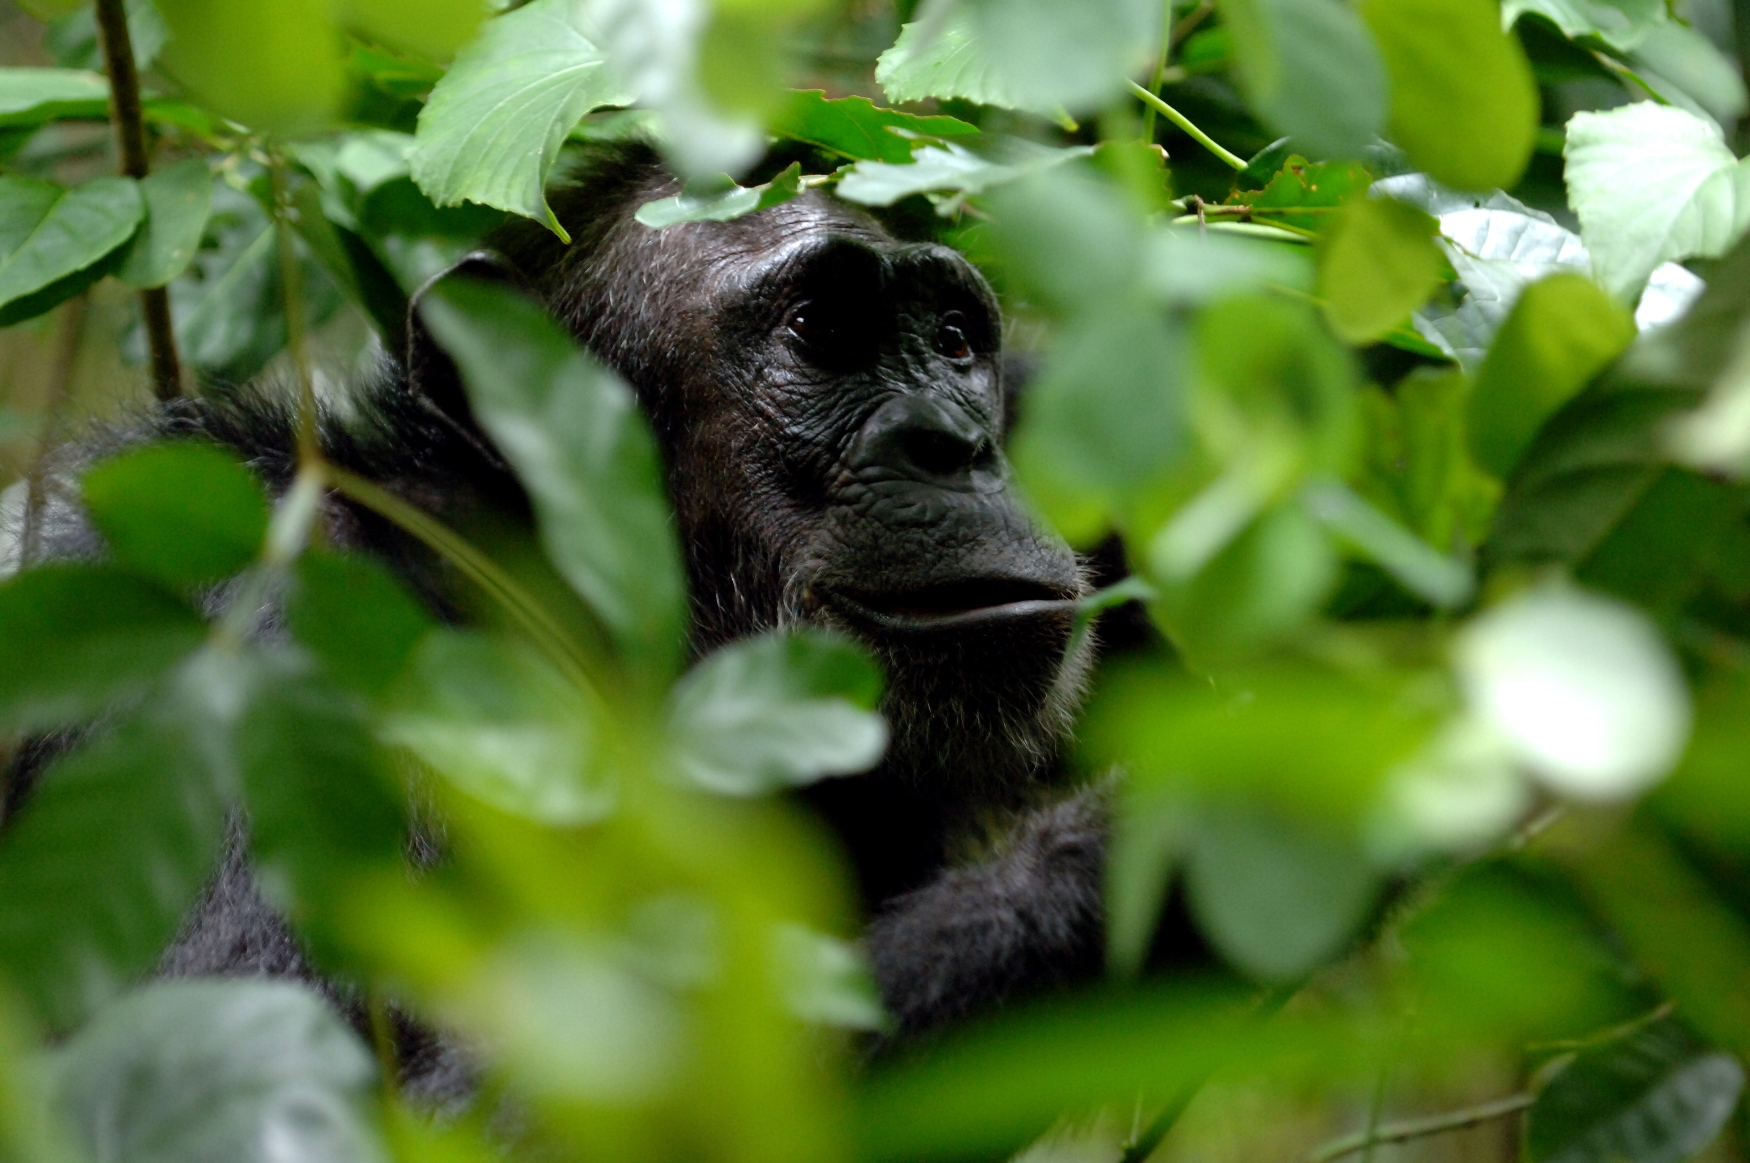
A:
1316 195 1443 345
1218 0 1387 159
81 443 270 592
154 0 347 135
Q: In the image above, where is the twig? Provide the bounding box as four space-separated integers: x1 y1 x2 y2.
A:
1304 1094 1534 1163
93 0 182 401
268 156 319 467
1127 81 1246 170
1169 0 1215 50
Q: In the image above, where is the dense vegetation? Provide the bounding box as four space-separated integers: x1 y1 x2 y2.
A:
2 0 1750 1159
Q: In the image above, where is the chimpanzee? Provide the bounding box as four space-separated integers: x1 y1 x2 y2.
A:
15 141 1108 1096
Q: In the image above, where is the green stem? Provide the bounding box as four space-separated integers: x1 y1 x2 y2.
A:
1127 81 1246 170
268 155 319 468
1140 0 1179 142
1304 1094 1534 1163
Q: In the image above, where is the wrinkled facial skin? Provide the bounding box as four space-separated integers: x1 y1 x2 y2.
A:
518 183 1092 891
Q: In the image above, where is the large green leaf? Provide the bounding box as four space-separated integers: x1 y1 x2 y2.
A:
667 631 886 797
0 176 142 323
1565 103 1750 300
1360 0 1538 191
116 159 214 290
1316 195 1443 343
154 0 346 134
875 3 1036 111
54 980 383 1163
0 565 205 731
1503 0 1663 51
1527 1019 1743 1163
419 280 685 680
769 90 976 164
409 0 634 238
81 443 270 592
0 68 109 128
286 551 433 698
1218 0 1388 159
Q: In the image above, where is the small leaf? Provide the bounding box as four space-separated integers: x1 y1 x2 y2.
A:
1317 195 1443 343
1455 584 1691 800
1360 0 1538 191
116 159 213 290
1218 0 1388 159
287 551 433 697
634 163 804 229
668 630 886 796
770 90 976 164
1527 1019 1744 1163
836 139 1094 210
81 443 270 591
54 979 384 1163
0 68 109 128
1565 103 1750 300
409 0 634 237
0 565 205 731
1184 805 1380 982
0 175 142 321
1469 272 1636 478
154 0 346 134
381 630 610 826
419 280 685 679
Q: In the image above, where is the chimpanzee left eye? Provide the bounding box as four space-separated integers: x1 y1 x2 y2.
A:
934 312 972 360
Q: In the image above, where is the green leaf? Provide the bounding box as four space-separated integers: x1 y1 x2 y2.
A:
409 0 634 238
1565 103 1750 300
0 663 235 1028
154 0 346 134
380 630 611 826
836 139 1094 210
116 159 213 290
1469 272 1636 478
1300 479 1473 606
0 176 142 321
0 565 205 731
1185 806 1379 982
286 551 433 698
1503 0 1664 51
1243 155 1372 232
1627 22 1748 127
1218 0 1388 159
418 281 685 679
1360 0 1538 191
876 2 1037 111
1527 1019 1743 1163
0 68 109 128
774 923 890 1031
667 631 886 797
633 162 804 229
1317 195 1443 343
335 0 489 62
54 979 383 1163
1106 791 1189 979
769 90 976 164
81 443 270 591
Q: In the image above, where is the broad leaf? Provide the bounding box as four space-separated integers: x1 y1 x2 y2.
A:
1527 1019 1743 1163
154 0 346 134
1565 103 1750 300
116 159 213 290
410 0 634 238
1218 0 1388 159
0 565 205 731
0 176 142 324
964 0 1160 114
336 0 489 62
876 2 1037 112
287 551 433 698
419 281 685 679
381 630 611 825
1185 806 1379 982
1503 0 1663 51
81 443 270 591
836 139 1094 211
770 90 976 164
634 162 804 228
54 979 384 1163
668 631 886 796
1360 0 1538 191
1317 195 1443 343
0 68 108 128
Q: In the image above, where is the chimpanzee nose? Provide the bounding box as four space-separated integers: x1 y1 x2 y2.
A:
848 394 1002 489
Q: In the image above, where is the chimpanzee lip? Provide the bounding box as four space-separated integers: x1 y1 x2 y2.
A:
825 578 1078 632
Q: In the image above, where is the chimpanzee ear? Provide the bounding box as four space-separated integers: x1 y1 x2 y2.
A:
403 250 524 450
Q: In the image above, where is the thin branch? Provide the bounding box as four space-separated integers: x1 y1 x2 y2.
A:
1127 81 1247 170
268 156 320 468
1169 0 1216 50
93 0 182 400
1304 1094 1535 1163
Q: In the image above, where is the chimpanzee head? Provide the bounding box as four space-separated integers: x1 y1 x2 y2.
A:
462 145 1091 821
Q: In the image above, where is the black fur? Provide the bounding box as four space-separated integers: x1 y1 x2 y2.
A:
9 142 1109 1084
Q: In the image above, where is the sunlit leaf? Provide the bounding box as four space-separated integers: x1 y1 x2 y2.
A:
668 630 886 797
1317 195 1442 343
876 2 1036 112
1218 0 1388 159
116 159 213 290
81 443 269 592
54 979 383 1163
1503 0 1662 51
770 90 976 165
634 162 803 228
409 0 633 238
1454 584 1690 800
1360 0 1538 191
836 139 1094 210
154 0 346 134
419 280 685 679
1565 103 1750 301
0 176 141 326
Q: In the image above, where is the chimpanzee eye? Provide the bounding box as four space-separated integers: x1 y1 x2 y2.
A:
787 303 813 340
934 311 972 361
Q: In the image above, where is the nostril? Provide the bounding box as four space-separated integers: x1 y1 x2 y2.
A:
900 428 981 477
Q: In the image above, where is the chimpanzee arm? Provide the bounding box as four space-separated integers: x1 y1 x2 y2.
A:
865 791 1107 1037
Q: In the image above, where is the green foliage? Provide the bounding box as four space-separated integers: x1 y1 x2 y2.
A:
0 176 141 326
116 159 213 290
1316 195 1442 343
80 443 270 591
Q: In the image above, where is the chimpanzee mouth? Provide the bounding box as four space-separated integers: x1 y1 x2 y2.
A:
825 577 1078 632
